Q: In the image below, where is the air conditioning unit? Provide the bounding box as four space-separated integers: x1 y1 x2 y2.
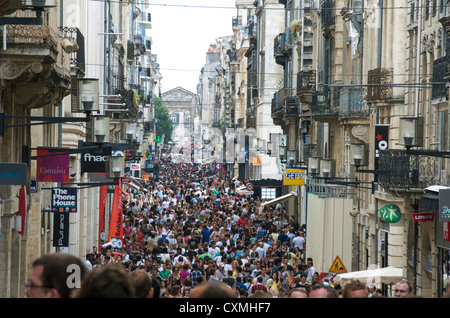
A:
13 0 57 9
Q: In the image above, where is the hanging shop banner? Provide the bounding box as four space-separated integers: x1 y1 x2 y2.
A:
53 212 69 248
98 185 108 251
36 147 69 183
51 187 77 213
439 188 450 222
18 186 27 235
0 163 27 185
108 179 123 255
374 125 389 181
379 204 402 223
81 150 107 173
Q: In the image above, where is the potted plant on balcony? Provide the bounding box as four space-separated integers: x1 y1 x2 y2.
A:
290 20 302 42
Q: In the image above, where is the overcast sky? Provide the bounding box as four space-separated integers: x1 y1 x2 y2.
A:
149 0 237 94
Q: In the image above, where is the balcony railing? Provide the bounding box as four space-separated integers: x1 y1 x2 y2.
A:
321 0 335 29
311 90 339 117
377 149 439 190
274 32 292 56
307 180 352 199
338 87 369 117
432 56 448 102
297 71 316 94
272 88 287 114
59 27 85 74
284 96 300 117
367 68 393 101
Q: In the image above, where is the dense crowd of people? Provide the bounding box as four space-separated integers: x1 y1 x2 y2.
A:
26 146 443 299
89 148 317 298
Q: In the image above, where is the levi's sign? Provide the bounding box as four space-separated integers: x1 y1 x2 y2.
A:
412 213 434 223
0 163 27 185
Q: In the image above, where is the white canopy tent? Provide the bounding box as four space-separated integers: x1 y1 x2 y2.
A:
334 266 403 286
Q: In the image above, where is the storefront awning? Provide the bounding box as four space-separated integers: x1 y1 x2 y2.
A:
260 191 297 207
420 185 450 212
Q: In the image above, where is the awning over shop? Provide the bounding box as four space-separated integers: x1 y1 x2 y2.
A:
260 191 297 207
420 185 450 212
334 266 403 285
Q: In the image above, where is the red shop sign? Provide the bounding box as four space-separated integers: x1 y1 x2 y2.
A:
412 213 434 223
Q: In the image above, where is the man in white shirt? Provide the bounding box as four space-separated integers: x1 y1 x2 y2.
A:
255 242 265 260
292 231 306 252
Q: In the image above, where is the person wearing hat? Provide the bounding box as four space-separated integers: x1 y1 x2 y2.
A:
216 262 226 281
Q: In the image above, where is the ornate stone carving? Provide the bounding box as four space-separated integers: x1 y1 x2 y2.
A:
351 125 369 143
0 61 43 80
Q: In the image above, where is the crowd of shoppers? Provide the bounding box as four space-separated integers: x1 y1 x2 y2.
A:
26 146 444 298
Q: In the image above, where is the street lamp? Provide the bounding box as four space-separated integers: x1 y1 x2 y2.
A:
399 117 423 149
77 78 100 112
320 158 335 178
350 142 368 167
308 156 320 176
106 155 125 179
287 150 298 168
396 117 450 158
89 115 110 144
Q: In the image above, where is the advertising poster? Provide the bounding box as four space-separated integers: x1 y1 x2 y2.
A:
108 179 123 256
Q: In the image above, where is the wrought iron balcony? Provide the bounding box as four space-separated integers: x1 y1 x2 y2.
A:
297 70 316 94
367 68 393 101
321 0 335 29
284 96 300 117
432 56 448 102
59 27 85 75
377 149 439 190
271 88 287 116
274 32 292 66
338 87 369 118
311 89 339 117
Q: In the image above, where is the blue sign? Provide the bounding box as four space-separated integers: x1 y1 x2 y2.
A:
51 187 77 213
0 163 27 185
30 178 37 192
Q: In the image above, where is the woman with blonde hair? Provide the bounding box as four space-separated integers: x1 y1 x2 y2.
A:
265 278 279 297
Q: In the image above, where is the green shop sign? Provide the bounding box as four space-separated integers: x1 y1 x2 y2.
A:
380 204 402 223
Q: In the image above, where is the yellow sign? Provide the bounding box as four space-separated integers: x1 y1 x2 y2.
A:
328 256 347 273
283 169 306 186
